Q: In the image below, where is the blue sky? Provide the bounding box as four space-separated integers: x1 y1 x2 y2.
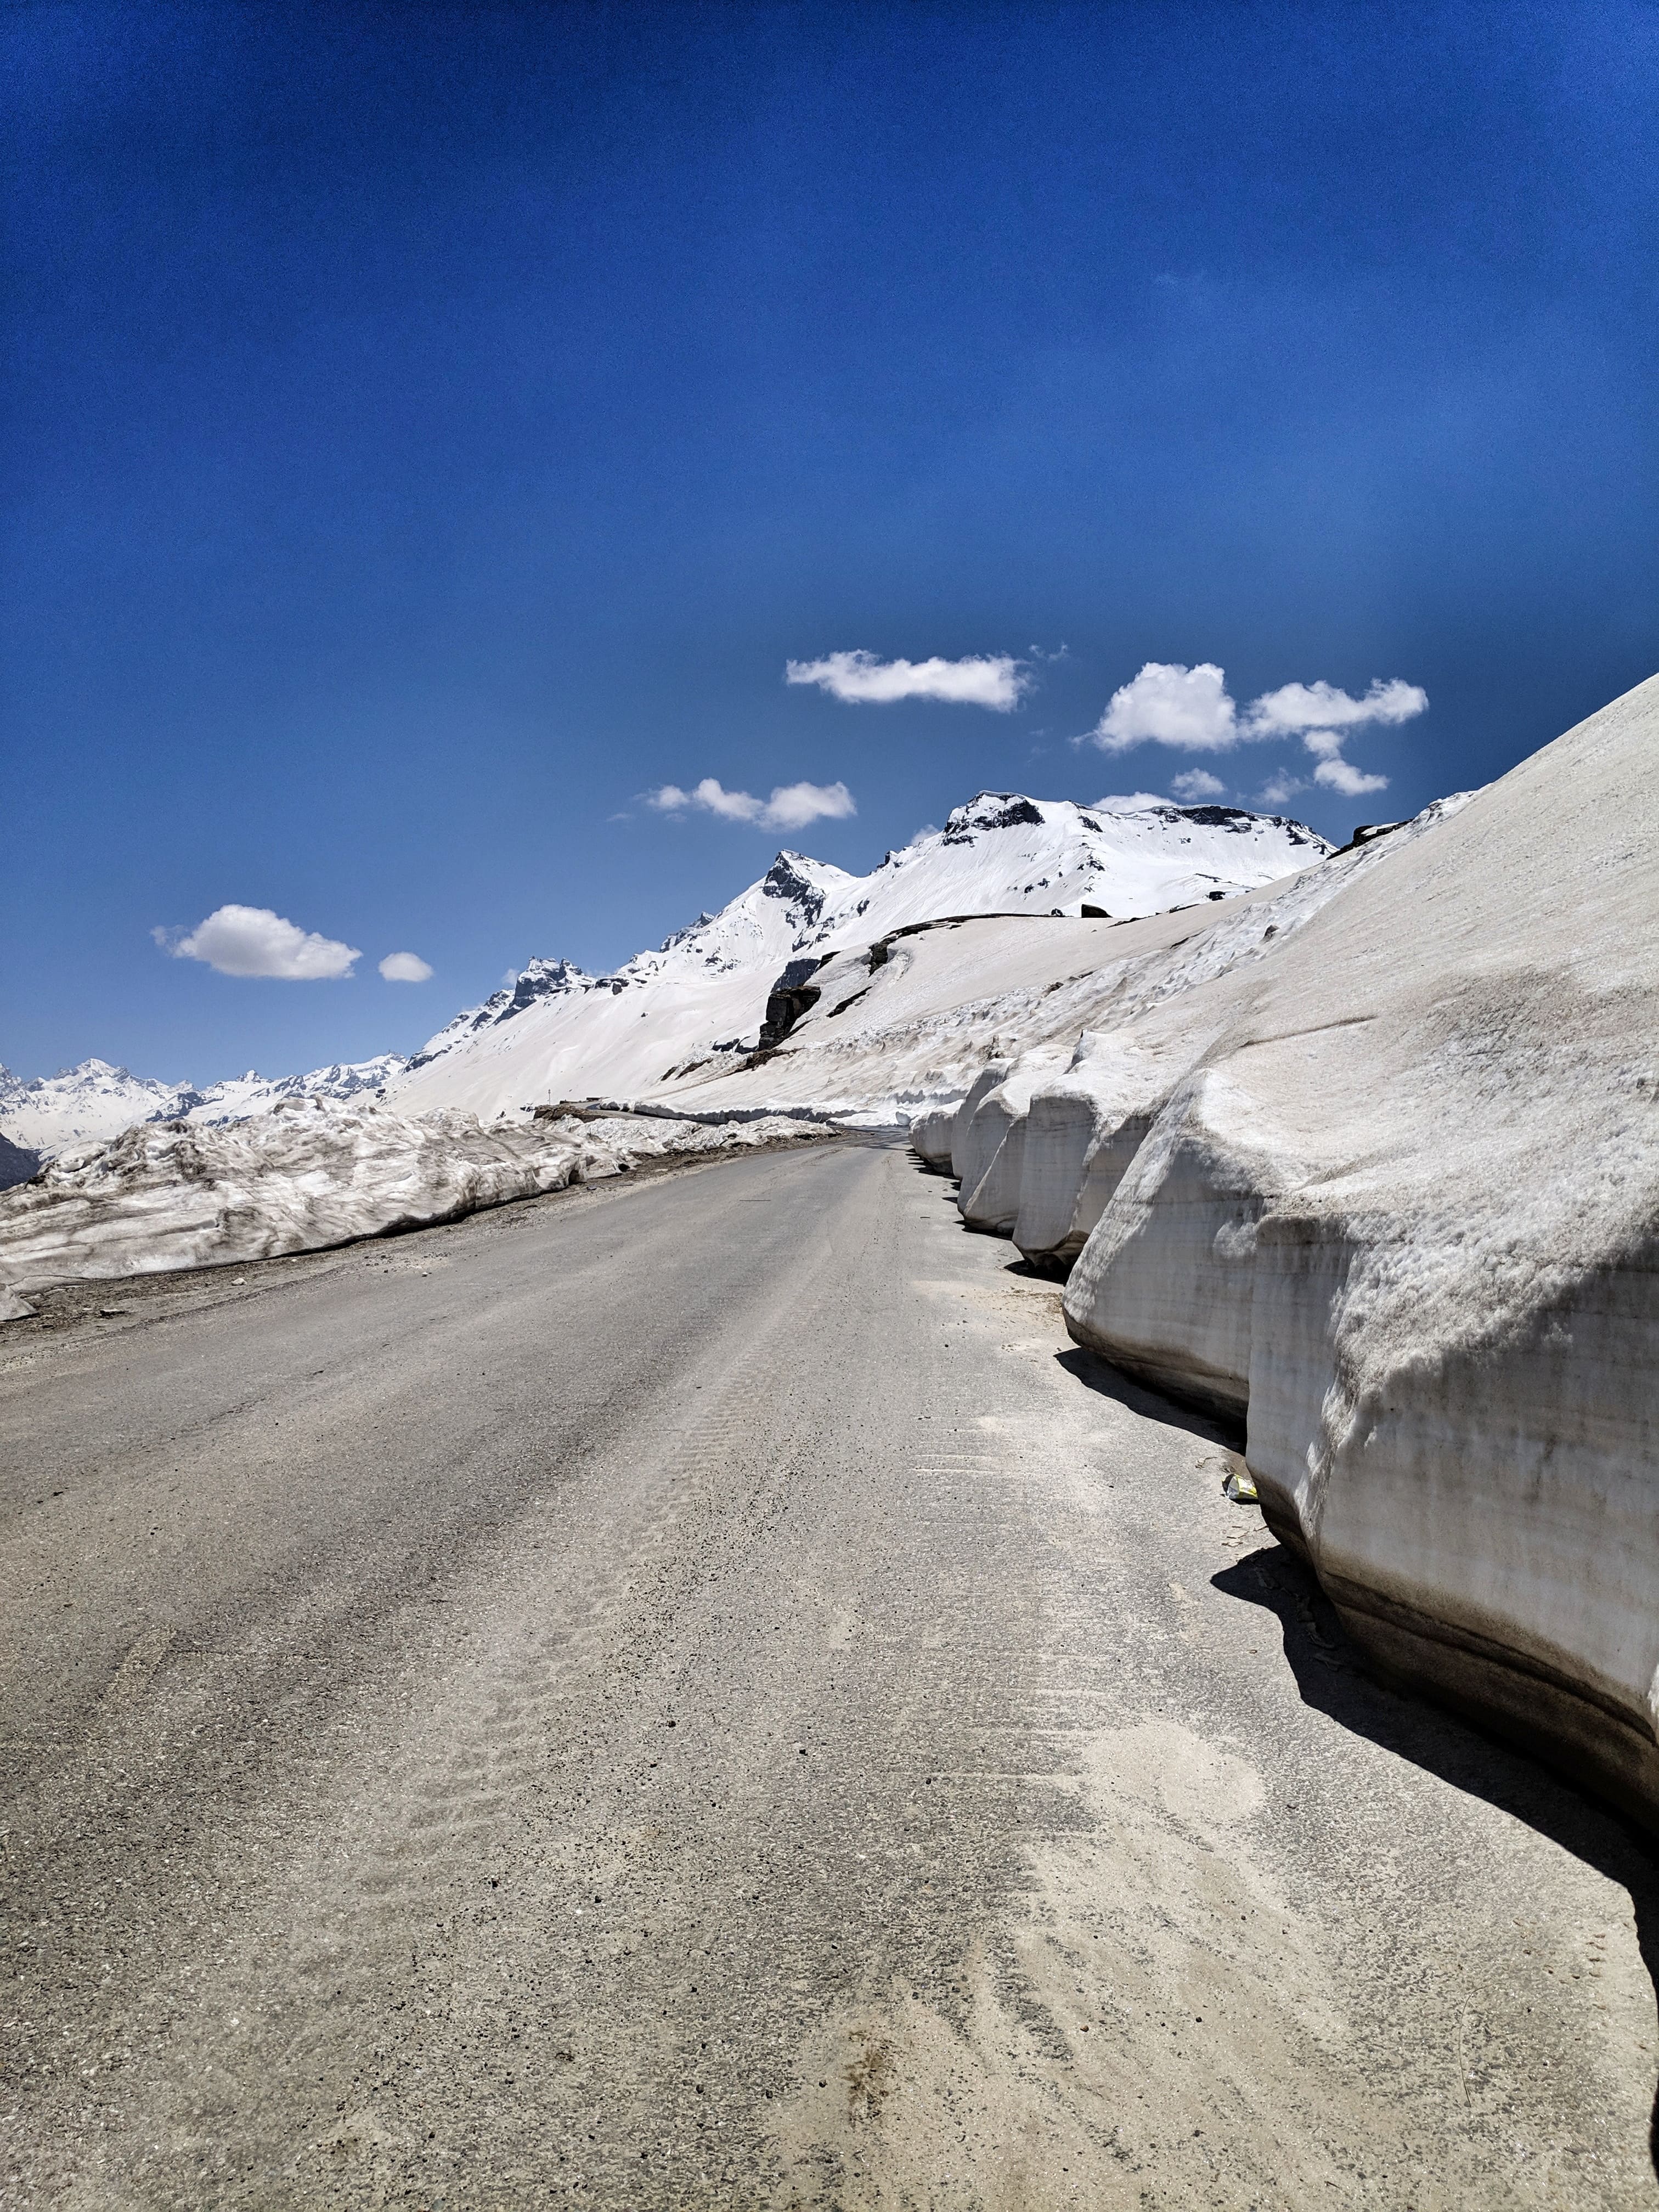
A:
4 1 1657 1085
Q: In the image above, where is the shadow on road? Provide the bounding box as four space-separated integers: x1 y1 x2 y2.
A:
1215 1539 1659 2177
1052 1340 1248 1453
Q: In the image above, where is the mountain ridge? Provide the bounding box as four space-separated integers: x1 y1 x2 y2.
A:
2 792 1330 1155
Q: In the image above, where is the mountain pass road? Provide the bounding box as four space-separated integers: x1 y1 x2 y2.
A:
3 1137 1656 2209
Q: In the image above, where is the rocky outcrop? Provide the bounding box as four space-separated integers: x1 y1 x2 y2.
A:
0 1132 40 1192
758 957 829 1048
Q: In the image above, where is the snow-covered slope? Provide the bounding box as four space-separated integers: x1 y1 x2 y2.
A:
647 838 1383 1130
392 855 856 1118
391 797 1329 1122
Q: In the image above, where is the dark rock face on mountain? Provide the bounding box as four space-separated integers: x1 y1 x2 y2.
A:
760 854 834 930
0 1132 41 1190
758 956 830 1048
942 793 1047 844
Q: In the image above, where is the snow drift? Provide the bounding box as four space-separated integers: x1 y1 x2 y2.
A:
0 1101 815 1291
921 676 1659 1831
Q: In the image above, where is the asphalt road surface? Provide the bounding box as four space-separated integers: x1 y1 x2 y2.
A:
3 1137 1658 2210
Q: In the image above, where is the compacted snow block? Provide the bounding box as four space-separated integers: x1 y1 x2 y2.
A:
949 1061 1013 1187
1012 1035 1168 1271
0 1102 595 1285
1059 674 1659 1827
909 1107 958 1171
1063 1067 1306 1415
956 1052 1068 1237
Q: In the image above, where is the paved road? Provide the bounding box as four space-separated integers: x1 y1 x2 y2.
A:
3 1138 1657 2209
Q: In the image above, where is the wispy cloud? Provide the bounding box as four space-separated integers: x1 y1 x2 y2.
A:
648 777 856 832
1170 767 1226 801
786 650 1028 710
158 905 360 979
1307 749 1390 796
379 951 433 983
1084 660 1423 797
1246 678 1426 736
1257 769 1307 806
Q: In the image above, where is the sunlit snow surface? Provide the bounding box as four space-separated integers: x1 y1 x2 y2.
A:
390 795 1328 1121
0 1103 811 1290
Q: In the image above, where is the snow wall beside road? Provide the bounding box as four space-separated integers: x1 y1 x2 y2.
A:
927 674 1659 1830
0 1103 817 1290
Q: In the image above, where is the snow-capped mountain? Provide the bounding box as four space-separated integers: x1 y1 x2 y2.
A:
805 792 1329 943
1 793 1329 1156
0 1053 408 1160
389 795 1329 1121
184 1055 408 1125
0 1059 197 1156
392 853 857 1114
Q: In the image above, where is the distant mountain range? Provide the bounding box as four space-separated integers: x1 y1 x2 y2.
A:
0 792 1329 1176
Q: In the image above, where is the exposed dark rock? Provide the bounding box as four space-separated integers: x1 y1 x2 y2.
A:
760 854 831 928
0 1132 42 1190
758 954 832 1048
940 792 1046 844
1337 819 1408 853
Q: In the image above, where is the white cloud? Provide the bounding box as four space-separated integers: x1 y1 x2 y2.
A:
648 777 856 831
1091 662 1236 752
165 905 360 980
785 650 1028 710
1244 677 1427 737
1295 725 1391 794
1258 769 1307 806
1312 756 1390 796
1092 791 1169 811
759 780 859 830
379 951 433 983
1086 661 1424 797
1170 767 1227 801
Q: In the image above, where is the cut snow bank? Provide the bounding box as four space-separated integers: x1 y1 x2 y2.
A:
0 1101 819 1290
916 675 1659 1831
